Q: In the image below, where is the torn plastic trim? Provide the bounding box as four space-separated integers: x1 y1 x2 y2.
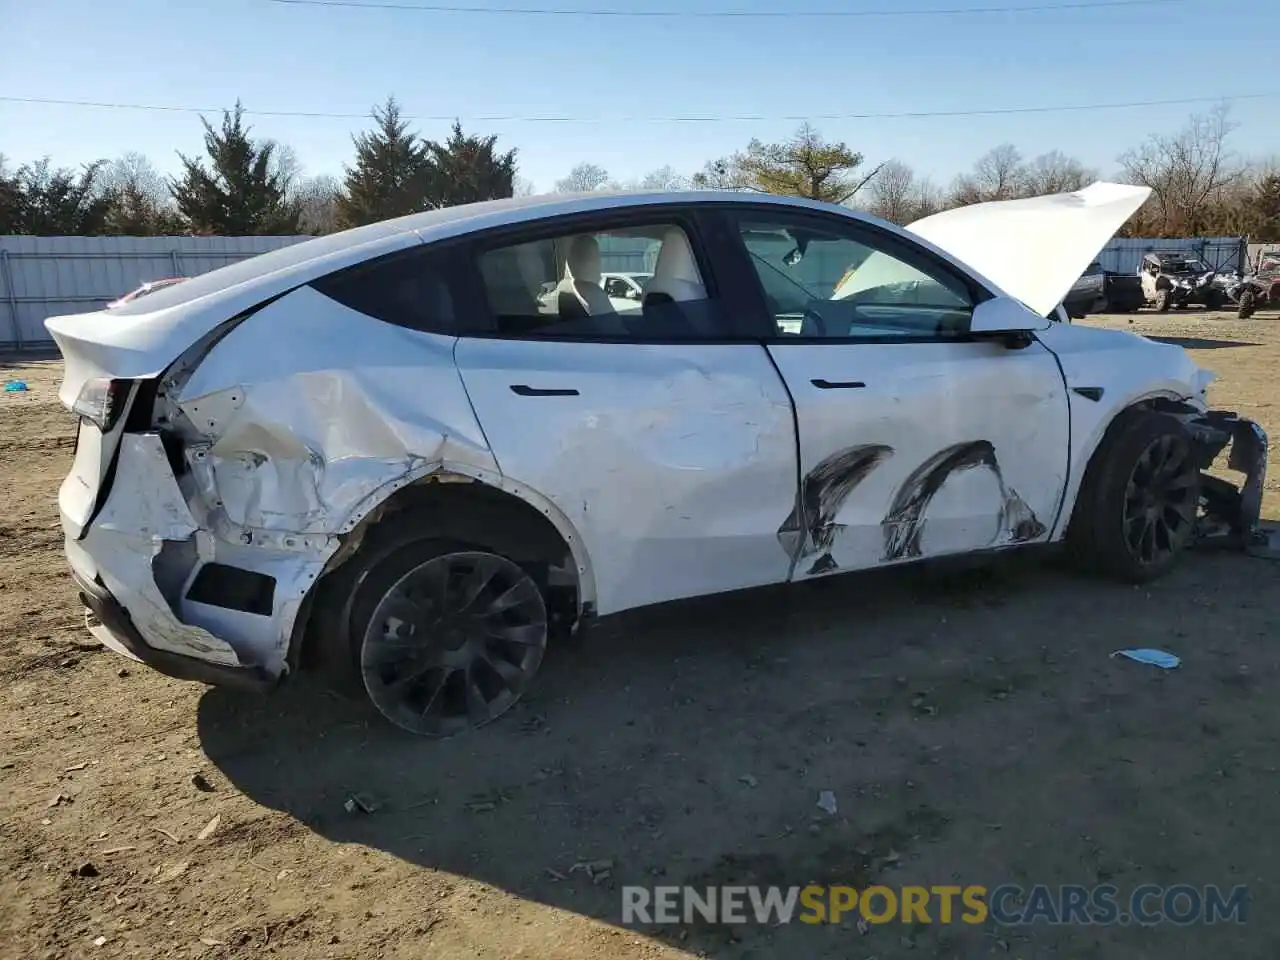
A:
80 433 247 668
1154 403 1271 553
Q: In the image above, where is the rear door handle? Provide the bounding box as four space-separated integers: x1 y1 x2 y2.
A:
510 384 580 397
810 379 866 390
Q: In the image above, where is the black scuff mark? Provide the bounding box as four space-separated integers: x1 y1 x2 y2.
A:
881 440 1046 561
778 444 895 573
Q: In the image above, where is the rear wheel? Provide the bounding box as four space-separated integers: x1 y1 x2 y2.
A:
351 539 548 737
1238 288 1257 319
1068 410 1200 583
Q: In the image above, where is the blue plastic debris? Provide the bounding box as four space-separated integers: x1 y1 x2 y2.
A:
4 380 29 393
1111 648 1181 669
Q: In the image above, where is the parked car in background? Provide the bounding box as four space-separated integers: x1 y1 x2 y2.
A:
1063 261 1105 318
601 271 652 303
45 184 1267 737
106 277 187 310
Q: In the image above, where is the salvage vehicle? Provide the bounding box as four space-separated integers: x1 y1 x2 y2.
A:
1139 251 1224 311
46 184 1269 737
1217 248 1280 318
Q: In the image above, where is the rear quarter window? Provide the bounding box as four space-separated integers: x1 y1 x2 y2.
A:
310 247 457 334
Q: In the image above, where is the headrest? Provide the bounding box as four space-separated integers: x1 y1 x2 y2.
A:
652 228 701 285
566 235 601 286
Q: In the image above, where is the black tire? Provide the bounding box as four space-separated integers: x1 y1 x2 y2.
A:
1238 288 1256 319
348 537 548 737
1203 288 1225 310
1154 289 1172 312
1067 409 1200 583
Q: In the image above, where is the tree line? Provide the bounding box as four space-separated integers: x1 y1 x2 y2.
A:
2 98 1278 241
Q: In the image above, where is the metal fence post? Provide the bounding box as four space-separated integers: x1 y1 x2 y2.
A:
170 249 182 277
0 248 23 351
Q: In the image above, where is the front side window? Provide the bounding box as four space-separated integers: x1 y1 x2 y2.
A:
736 216 974 339
474 222 728 340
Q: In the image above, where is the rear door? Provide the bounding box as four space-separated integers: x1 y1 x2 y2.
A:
723 206 1071 577
451 207 799 616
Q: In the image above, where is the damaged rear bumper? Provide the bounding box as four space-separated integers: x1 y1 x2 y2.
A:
72 569 276 692
1180 409 1275 557
59 432 314 692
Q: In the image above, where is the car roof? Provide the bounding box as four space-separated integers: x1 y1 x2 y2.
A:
108 191 875 318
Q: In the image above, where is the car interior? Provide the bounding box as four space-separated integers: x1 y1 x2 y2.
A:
740 224 974 338
477 224 724 338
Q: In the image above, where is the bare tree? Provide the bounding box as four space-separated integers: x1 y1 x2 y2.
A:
1022 150 1096 195
1119 103 1243 235
513 175 537 197
865 159 918 224
950 144 1025 205
633 165 688 191
554 162 611 193
293 174 342 234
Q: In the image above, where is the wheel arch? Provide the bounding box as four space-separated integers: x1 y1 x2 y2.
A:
1051 388 1202 541
287 465 597 678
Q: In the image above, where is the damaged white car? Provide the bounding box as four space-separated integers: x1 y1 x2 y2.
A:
47 184 1269 737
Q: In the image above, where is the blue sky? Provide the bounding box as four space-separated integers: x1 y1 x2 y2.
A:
2 0 1277 192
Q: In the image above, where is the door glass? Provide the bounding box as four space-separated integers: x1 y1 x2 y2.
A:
737 218 974 338
475 223 728 340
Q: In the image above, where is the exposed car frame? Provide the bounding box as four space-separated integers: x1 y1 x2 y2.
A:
44 186 1271 737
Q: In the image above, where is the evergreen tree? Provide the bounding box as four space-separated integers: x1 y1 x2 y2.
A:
0 158 112 235
170 102 302 235
422 120 517 208
336 97 431 227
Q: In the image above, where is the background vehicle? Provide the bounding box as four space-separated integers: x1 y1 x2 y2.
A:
1063 261 1105 318
1139 252 1224 311
44 185 1267 738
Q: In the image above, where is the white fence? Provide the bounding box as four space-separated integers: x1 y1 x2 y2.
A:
0 235 312 349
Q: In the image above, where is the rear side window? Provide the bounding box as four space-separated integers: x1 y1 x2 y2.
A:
310 246 456 334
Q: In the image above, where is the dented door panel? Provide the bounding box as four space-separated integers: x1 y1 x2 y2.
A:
768 340 1071 577
454 338 799 615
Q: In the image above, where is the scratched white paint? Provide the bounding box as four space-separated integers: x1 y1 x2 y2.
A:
768 338 1072 576
43 186 1238 682
454 338 798 614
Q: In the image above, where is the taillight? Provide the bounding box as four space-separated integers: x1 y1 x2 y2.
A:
71 378 133 432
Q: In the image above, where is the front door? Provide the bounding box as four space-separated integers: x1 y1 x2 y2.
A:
728 208 1071 578
453 211 799 615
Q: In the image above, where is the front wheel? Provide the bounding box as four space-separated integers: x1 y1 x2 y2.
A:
1153 289 1172 312
1068 410 1201 583
1238 288 1256 319
351 539 549 737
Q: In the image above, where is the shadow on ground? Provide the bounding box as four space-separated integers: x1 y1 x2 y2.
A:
1145 336 1262 351
198 552 1280 960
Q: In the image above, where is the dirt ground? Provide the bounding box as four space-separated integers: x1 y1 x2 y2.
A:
2 310 1278 960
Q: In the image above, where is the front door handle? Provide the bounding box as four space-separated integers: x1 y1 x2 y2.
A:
510 384 580 397
810 379 866 390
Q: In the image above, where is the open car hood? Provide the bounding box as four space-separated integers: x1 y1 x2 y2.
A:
904 182 1151 316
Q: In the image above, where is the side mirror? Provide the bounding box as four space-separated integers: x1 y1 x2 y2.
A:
970 295 1052 336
